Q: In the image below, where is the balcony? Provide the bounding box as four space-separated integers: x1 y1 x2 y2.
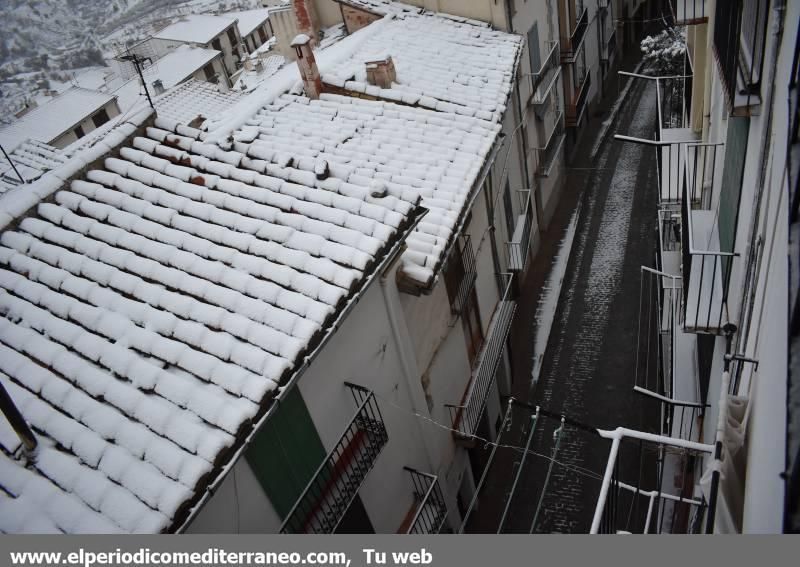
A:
566 70 590 127
601 25 617 64
280 384 388 534
446 276 517 439
561 6 588 63
402 468 448 534
529 41 561 110
590 428 713 534
680 181 738 334
534 110 565 176
507 190 534 272
444 235 477 317
670 0 708 25
713 0 768 112
656 139 722 206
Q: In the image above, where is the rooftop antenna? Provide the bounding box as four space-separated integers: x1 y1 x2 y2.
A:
0 381 37 455
120 52 155 110
0 143 24 184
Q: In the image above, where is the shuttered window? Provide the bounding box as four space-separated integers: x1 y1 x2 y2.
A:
718 116 749 258
245 387 326 519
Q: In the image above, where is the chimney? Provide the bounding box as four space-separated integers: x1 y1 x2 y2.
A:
151 79 165 96
292 34 322 99
365 56 397 89
292 0 319 46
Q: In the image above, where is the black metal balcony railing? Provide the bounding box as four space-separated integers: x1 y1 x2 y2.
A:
561 6 588 63
507 190 533 272
670 0 707 25
713 0 768 110
680 181 738 334
656 74 693 133
446 275 517 439
530 41 560 107
445 235 477 317
280 384 388 534
566 71 590 127
404 468 448 534
535 110 565 175
655 140 722 206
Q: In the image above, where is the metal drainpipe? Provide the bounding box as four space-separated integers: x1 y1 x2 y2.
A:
734 0 786 384
705 323 738 533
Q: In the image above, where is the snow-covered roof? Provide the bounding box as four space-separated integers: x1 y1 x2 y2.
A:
155 79 245 127
227 8 271 39
114 46 223 113
0 113 422 533
213 9 520 285
334 0 422 18
0 141 67 196
153 15 236 45
0 88 118 153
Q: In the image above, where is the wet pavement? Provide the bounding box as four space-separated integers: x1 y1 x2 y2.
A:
465 65 663 533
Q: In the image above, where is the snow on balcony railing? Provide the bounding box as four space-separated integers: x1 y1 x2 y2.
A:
507 190 534 272
530 41 560 108
561 5 589 63
404 467 449 534
566 71 590 127
535 110 565 175
446 275 516 439
680 181 738 335
670 0 708 25
280 383 388 534
590 428 713 534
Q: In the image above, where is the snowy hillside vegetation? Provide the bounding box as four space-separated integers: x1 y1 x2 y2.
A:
0 0 260 119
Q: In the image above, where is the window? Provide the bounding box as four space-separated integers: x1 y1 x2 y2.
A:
226 27 238 48
73 124 85 139
527 23 541 74
719 117 749 256
259 27 269 44
502 180 515 239
92 108 110 128
713 0 768 105
212 38 222 52
203 62 218 83
461 290 483 368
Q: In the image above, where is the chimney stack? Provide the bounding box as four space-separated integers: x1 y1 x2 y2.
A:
365 56 397 89
151 79 165 96
292 0 319 47
292 34 322 100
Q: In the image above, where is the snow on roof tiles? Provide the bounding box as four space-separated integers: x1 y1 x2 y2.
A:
0 88 117 153
0 115 421 533
153 15 236 45
227 8 271 39
155 79 245 127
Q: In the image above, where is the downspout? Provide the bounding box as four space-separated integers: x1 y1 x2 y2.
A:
379 264 438 475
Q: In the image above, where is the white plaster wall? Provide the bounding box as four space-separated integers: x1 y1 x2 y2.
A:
187 457 282 533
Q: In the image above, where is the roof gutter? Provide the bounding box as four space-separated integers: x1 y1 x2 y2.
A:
174 204 428 533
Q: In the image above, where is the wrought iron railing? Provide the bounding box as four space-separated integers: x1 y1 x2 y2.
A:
535 110 565 175
566 71 590 127
713 0 768 109
507 190 534 272
680 181 738 334
655 140 722 206
403 467 448 534
280 383 388 534
530 41 560 107
446 235 477 317
656 75 693 133
670 0 707 25
561 5 588 63
446 275 516 439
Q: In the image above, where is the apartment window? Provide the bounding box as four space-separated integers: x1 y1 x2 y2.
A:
73 124 85 139
719 117 749 256
203 62 218 83
502 180 515 239
259 27 269 44
527 22 541 74
227 27 239 48
245 387 326 519
713 0 769 104
212 38 222 52
92 108 110 128
461 290 483 368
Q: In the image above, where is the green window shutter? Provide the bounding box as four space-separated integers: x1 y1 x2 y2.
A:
718 116 749 254
528 23 541 74
245 387 326 519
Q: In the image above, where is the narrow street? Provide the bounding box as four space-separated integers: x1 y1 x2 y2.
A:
466 70 662 533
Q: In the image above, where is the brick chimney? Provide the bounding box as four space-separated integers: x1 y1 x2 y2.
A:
292 34 322 100
292 0 319 46
365 56 397 89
